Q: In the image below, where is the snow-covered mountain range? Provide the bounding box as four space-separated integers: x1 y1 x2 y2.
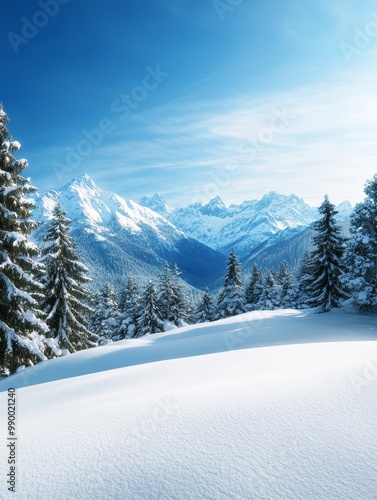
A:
140 191 352 260
32 174 226 291
32 174 352 292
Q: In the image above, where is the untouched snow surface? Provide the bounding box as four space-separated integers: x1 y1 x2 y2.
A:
1 309 377 499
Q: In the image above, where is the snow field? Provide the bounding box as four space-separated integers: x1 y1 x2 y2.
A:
1 309 377 499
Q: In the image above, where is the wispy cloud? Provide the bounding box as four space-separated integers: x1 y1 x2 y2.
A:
29 54 377 208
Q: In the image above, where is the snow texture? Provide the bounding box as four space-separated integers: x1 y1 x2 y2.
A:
1 309 377 499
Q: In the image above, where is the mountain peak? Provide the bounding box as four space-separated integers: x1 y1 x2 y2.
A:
260 191 281 202
336 200 353 220
61 173 102 198
68 172 97 187
139 193 174 215
201 196 227 217
77 172 91 181
207 196 226 208
257 191 305 210
150 192 166 203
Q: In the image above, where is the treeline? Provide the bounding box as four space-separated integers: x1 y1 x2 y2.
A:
89 263 192 343
88 253 303 343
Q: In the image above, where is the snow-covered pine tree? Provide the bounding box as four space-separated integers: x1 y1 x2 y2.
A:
93 282 120 344
0 104 56 376
184 293 195 324
245 263 264 310
157 262 189 327
297 251 312 308
216 248 246 318
158 261 175 324
278 261 291 287
305 195 347 312
278 261 299 308
194 287 215 323
345 174 377 311
41 202 97 352
88 290 102 336
138 281 164 336
170 263 189 327
260 269 279 310
118 276 140 339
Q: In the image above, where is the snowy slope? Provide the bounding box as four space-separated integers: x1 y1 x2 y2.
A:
1 309 377 499
32 174 226 290
141 192 352 260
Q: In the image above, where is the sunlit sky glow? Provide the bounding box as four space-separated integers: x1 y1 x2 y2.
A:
2 0 377 207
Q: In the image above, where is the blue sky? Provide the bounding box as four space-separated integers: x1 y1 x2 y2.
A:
2 0 377 207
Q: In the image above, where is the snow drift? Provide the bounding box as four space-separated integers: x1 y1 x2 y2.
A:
1 309 377 499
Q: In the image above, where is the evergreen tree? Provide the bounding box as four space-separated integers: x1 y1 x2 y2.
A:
278 261 299 308
158 262 189 327
278 261 291 287
245 264 264 310
269 268 279 282
170 264 189 326
88 290 103 337
138 281 164 336
184 291 196 325
345 174 377 311
260 269 279 310
194 287 215 323
297 251 312 308
217 248 246 318
41 203 97 352
158 261 175 323
118 276 140 339
305 196 347 312
0 105 54 375
91 282 120 344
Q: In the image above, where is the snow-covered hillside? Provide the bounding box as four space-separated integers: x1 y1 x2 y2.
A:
1 309 377 499
33 174 226 290
141 192 352 260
